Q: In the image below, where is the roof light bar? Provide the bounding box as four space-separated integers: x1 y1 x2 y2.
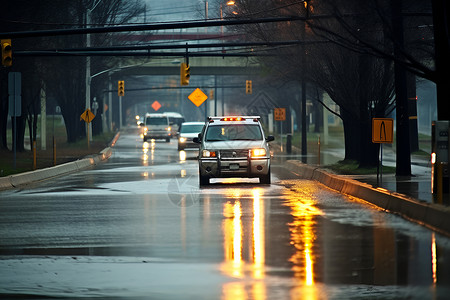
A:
220 117 245 121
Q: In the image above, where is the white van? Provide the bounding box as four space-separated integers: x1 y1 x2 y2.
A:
142 113 171 142
164 112 185 137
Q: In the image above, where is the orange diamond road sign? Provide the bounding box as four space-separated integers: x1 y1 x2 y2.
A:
274 108 286 121
188 88 208 107
152 101 161 111
372 118 394 143
80 108 95 123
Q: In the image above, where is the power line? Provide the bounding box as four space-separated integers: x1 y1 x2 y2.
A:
0 16 314 39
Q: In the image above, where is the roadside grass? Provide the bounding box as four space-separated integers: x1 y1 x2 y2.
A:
326 159 396 175
1 117 116 177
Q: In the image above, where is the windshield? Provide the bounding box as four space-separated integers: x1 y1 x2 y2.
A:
146 117 168 126
169 117 185 127
180 124 204 134
205 124 263 141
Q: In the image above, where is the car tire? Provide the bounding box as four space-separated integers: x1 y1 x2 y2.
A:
199 173 210 186
259 168 271 184
166 138 170 142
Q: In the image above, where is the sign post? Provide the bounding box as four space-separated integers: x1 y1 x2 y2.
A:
274 108 286 151
80 109 95 149
188 88 208 118
372 118 394 186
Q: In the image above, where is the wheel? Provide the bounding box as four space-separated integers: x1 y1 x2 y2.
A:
199 171 210 186
143 137 147 142
259 168 271 184
166 138 170 142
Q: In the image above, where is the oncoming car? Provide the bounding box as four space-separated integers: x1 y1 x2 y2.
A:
164 112 185 137
194 116 274 186
177 122 205 151
142 113 171 142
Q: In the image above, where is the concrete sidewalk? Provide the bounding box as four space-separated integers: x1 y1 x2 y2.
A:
276 143 450 236
0 133 120 191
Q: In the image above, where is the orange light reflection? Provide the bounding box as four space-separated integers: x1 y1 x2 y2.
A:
284 182 322 297
221 188 267 300
432 233 437 286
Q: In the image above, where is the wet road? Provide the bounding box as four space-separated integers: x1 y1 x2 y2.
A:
1 127 450 299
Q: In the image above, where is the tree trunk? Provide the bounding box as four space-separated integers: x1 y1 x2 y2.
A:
0 72 9 150
359 119 380 167
313 99 323 133
341 110 360 162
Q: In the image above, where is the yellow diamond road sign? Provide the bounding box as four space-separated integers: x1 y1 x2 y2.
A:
188 88 208 107
80 109 95 123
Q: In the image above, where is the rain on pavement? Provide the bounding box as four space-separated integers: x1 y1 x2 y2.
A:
1 127 450 299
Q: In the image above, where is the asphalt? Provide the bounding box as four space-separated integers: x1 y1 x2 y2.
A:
1 130 449 236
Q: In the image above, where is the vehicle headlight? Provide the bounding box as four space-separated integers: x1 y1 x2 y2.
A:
251 148 266 157
202 150 216 158
166 127 172 132
179 137 187 143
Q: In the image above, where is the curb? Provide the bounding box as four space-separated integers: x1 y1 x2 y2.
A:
0 132 119 191
285 160 450 236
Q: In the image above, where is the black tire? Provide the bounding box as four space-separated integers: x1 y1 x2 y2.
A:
199 174 210 186
259 169 271 184
166 138 170 142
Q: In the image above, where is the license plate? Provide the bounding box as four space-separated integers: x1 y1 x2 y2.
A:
229 164 239 170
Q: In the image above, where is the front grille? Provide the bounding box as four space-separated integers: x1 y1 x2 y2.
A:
219 149 249 159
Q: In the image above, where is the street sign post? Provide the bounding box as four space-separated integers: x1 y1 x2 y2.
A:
372 118 394 143
274 108 286 121
372 118 394 186
188 88 208 107
274 108 286 151
151 100 161 111
80 109 95 149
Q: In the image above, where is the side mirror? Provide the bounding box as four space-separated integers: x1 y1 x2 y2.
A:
193 133 202 144
266 135 275 142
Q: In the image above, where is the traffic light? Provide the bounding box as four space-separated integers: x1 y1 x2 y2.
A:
246 80 252 94
118 80 125 96
180 62 190 86
1 39 12 67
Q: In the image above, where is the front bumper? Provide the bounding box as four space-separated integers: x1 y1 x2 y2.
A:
144 131 171 140
199 156 270 178
178 138 199 150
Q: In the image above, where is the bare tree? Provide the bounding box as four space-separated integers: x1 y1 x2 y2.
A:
1 0 147 149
